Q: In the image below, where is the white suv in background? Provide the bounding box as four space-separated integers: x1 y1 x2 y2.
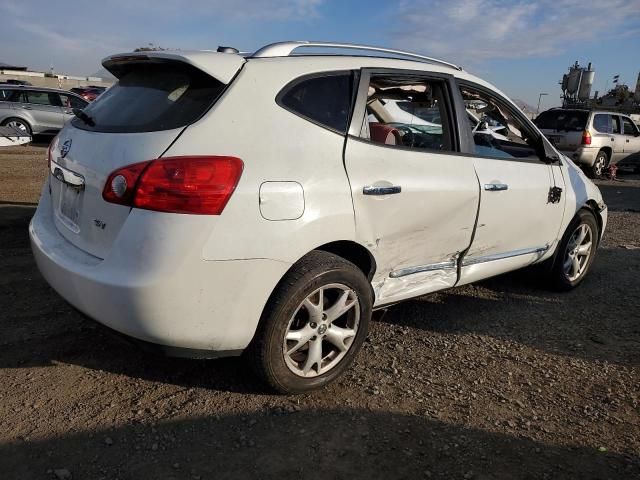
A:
30 42 607 394
535 108 640 178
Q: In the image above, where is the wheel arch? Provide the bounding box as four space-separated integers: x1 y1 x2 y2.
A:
313 240 377 281
597 146 612 164
584 200 604 243
1 116 32 131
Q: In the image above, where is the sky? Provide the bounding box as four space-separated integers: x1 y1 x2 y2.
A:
1 0 640 107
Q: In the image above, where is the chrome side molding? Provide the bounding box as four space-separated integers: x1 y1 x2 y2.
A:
389 260 456 278
462 245 549 267
50 160 85 191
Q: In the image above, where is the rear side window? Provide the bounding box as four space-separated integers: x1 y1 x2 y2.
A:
622 117 638 135
278 72 354 133
592 114 610 133
72 62 225 133
534 110 588 131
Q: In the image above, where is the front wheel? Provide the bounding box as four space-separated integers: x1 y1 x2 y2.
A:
247 251 372 394
550 210 599 291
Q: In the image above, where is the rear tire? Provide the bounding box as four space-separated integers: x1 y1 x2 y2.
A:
1 117 32 136
549 210 599 291
586 150 608 179
246 251 372 394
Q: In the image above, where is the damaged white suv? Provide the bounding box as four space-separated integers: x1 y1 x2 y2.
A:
30 42 607 393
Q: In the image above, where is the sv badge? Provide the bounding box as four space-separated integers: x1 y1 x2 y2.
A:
93 219 107 230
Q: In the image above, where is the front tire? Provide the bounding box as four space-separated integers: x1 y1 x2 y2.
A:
586 150 608 179
247 251 372 394
550 210 599 291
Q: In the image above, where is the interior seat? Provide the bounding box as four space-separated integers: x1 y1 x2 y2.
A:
369 123 402 145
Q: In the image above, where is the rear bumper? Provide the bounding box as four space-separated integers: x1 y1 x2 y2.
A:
562 147 598 166
29 183 290 353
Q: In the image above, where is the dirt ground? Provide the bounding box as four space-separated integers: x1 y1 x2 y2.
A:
1 141 639 480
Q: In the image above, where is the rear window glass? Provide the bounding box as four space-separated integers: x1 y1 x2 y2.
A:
592 114 610 133
534 110 588 131
72 62 225 133
278 72 354 133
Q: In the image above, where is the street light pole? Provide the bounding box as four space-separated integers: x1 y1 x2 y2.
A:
536 93 548 116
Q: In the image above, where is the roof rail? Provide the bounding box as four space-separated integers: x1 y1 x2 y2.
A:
251 41 463 71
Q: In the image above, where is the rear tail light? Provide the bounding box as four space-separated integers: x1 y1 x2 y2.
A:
102 156 243 215
581 130 592 145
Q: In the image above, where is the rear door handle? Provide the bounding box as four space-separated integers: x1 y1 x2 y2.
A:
363 185 402 195
484 183 508 191
21 105 32 110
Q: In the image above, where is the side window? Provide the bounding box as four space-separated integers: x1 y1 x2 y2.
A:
59 94 86 109
279 72 354 133
612 116 621 134
361 75 454 152
24 91 60 106
459 84 541 161
592 114 611 133
7 91 24 102
622 117 638 136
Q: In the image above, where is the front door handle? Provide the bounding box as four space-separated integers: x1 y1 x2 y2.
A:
363 185 402 195
21 105 32 110
484 183 509 191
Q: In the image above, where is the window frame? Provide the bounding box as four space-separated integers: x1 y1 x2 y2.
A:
611 115 622 134
456 79 551 165
347 67 465 155
275 70 360 135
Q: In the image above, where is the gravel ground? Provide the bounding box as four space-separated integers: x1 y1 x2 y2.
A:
1 143 639 480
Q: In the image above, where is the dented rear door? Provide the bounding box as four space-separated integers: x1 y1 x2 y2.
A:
344 69 479 306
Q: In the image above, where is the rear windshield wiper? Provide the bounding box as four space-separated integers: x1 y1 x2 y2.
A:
72 108 96 127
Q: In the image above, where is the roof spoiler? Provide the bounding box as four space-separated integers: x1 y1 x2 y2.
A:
102 50 245 84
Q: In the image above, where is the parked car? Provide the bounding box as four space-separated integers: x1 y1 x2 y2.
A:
0 85 88 135
69 86 105 102
535 108 640 178
2 79 32 86
30 42 607 394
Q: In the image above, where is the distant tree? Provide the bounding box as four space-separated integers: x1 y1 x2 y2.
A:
134 43 166 52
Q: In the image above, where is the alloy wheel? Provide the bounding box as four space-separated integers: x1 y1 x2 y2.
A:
563 223 593 282
594 155 606 177
6 120 28 133
283 283 360 378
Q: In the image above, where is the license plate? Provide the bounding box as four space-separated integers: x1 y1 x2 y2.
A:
58 184 81 232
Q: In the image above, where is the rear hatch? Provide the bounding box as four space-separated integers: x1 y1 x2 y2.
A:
534 109 588 151
49 52 244 259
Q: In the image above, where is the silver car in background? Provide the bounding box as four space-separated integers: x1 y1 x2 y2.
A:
535 108 640 178
0 85 88 136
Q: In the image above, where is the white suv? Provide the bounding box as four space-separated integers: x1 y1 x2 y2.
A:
30 42 607 393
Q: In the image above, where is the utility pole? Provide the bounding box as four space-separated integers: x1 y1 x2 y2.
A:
536 93 548 116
